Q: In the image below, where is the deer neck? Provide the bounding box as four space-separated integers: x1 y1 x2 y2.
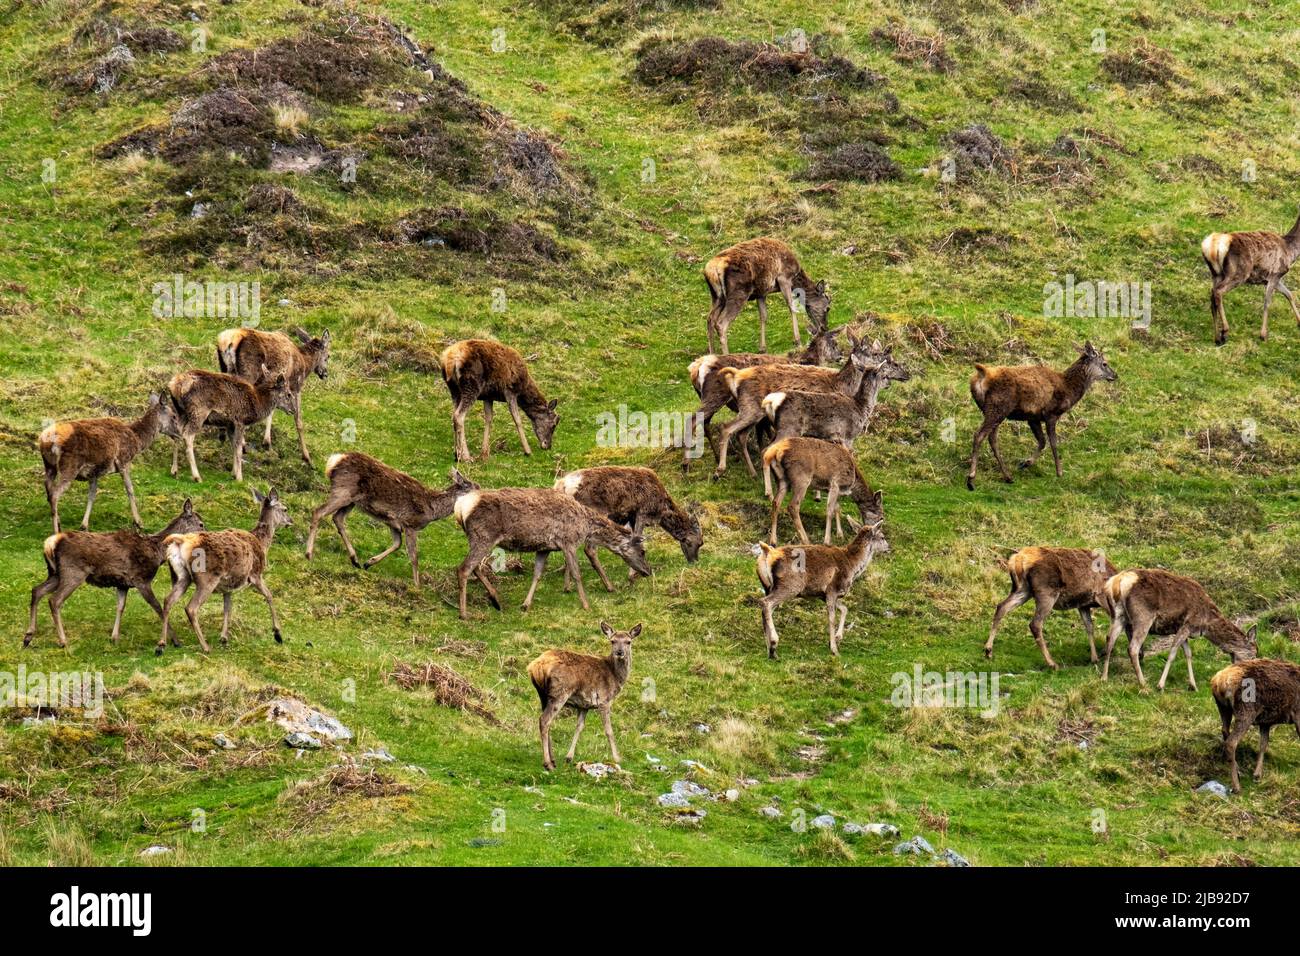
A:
251 511 278 551
1062 357 1094 406
833 359 867 396
1205 613 1246 649
855 369 886 419
1286 209 1300 261
605 652 631 688
842 527 876 580
131 404 163 448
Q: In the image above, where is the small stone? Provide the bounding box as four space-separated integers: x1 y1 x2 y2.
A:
893 835 936 856
524 785 544 795
658 792 691 808
671 780 709 798
1078 739 1089 750
360 748 395 763
680 759 710 771
139 845 171 857
938 848 971 867
810 814 836 830
645 754 661 764
676 809 706 824
277 298 293 307
723 789 740 802
190 202 209 219
1197 780 1230 799
284 731 321 749
760 806 782 819
694 723 711 734
213 734 236 750
578 761 615 779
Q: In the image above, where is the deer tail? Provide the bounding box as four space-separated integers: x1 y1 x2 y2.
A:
42 534 63 574
703 256 728 300
761 439 787 498
719 367 741 398
1201 233 1231 276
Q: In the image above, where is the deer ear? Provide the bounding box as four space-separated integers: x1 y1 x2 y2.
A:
600 621 615 638
292 327 311 343
268 487 279 504
816 280 827 293
1247 624 1258 641
252 487 265 504
628 623 642 639
547 399 558 412
321 329 331 346
182 497 193 513
148 392 160 407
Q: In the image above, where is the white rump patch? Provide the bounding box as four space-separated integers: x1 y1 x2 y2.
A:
762 392 787 420
554 472 583 496
453 490 483 526
325 452 347 477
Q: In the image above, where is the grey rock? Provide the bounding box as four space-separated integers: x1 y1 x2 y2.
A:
938 848 971 867
657 792 691 808
139 845 171 857
893 835 936 856
810 814 836 830
360 748 395 763
251 698 352 741
1197 780 1230 799
469 838 501 847
671 779 709 798
213 734 236 750
284 732 321 749
759 806 782 819
723 789 740 802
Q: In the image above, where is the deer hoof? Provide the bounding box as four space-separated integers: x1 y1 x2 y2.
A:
966 476 975 491
154 646 164 657
273 628 283 644
710 470 723 482
22 634 33 648
1018 459 1033 470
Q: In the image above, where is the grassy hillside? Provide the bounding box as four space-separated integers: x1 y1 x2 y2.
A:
2 0 1300 865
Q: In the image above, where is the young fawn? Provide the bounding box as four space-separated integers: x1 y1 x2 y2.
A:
167 368 292 482
159 488 291 655
1101 568 1257 690
439 339 558 462
967 342 1116 490
984 547 1116 669
1202 205 1300 344
216 326 330 464
703 238 831 353
39 392 180 532
527 621 641 770
1211 659 1300 792
305 452 478 586
761 437 882 545
752 520 890 658
26 498 204 648
453 488 650 619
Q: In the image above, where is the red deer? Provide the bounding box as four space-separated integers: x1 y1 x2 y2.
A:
1101 569 1257 690
439 339 558 462
216 327 330 464
761 437 883 545
158 487 291 655
966 342 1116 490
1211 658 1300 792
39 393 180 533
305 452 478 586
704 238 831 353
685 326 843 471
762 344 910 447
1202 206 1300 344
167 368 292 482
527 621 641 770
983 547 1116 669
752 519 890 658
712 335 875 479
554 466 702 585
453 488 650 619
25 498 204 648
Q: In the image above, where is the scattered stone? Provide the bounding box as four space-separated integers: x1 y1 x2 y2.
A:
1197 780 1230 799
680 759 709 770
827 709 857 726
139 845 171 857
190 202 209 219
657 791 691 808
524 785 543 795
578 761 617 779
938 848 971 867
360 748 395 763
284 732 321 749
213 734 236 750
671 780 710 798
810 814 836 830
676 808 707 825
694 723 711 734
893 835 936 856
723 789 740 802
645 754 662 764
740 777 760 788
760 806 782 819
248 697 353 741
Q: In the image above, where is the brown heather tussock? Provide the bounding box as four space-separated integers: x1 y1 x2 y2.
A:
389 661 501 724
872 22 955 72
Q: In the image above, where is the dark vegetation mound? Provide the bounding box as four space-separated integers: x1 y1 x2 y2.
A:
871 21 955 72
635 35 883 93
544 0 721 45
943 123 1018 181
799 142 901 183
52 4 188 96
1101 37 1183 88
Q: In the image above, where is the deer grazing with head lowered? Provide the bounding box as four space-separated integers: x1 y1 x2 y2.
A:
555 466 702 585
752 519 890 658
984 546 1116 670
1101 568 1257 691
1202 205 1300 344
711 333 874 479
439 339 558 462
685 326 843 471
453 488 651 619
762 437 883 545
528 621 641 770
305 452 478 586
704 238 831 354
25 498 204 649
39 392 181 533
159 487 291 655
1211 658 1300 792
167 368 292 482
216 326 330 464
763 343 911 447
966 342 1116 490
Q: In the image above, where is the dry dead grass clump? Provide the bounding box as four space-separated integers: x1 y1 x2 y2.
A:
354 308 444 373
1101 37 1184 88
872 21 955 72
942 124 1018 180
393 206 561 263
389 661 501 725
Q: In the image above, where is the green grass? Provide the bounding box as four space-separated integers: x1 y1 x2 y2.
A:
3 0 1300 865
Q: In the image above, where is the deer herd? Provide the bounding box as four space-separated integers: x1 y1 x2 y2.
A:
20 218 1300 785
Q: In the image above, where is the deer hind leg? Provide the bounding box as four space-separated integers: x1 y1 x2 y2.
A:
1079 607 1099 663
79 476 98 531
1021 420 1047 470
777 277 801 348
46 569 87 649
1254 724 1272 782
768 477 789 545
826 592 841 656
538 692 569 770
25 570 60 646
250 575 282 643
120 465 142 528
755 295 769 352
1155 625 1192 691
479 401 494 459
159 570 190 653
788 474 813 545
458 535 498 619
183 577 219 653
1125 612 1155 689
759 580 799 659
736 427 759 478
219 592 233 645
1261 277 1280 340
231 424 246 482
1028 590 1059 669
987 422 1013 483
1276 278 1300 324
966 418 996 490
263 406 274 447
305 488 354 561
183 428 202 483
561 544 588 611
1044 419 1064 478
1211 277 1241 346
984 576 1030 659
108 588 129 643
1100 601 1127 681
363 526 403 570
1225 715 1251 792
405 530 421 587
712 404 763 479
714 296 747 355
522 552 548 611
564 709 587 763
451 383 480 462
823 481 840 545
